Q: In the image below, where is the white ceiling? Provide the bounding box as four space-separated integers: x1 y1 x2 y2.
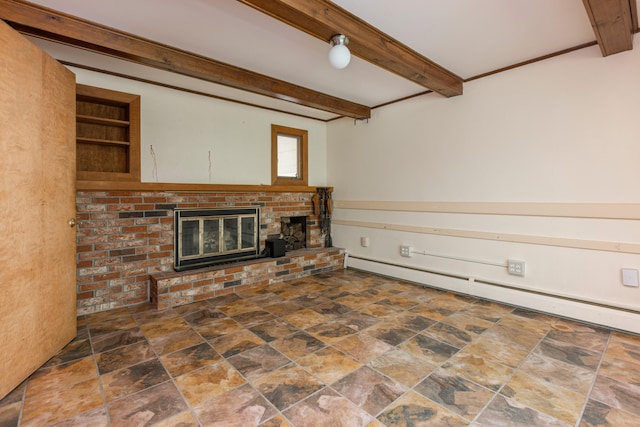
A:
23 0 638 121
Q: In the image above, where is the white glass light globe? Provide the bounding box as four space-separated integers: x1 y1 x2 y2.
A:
328 44 351 69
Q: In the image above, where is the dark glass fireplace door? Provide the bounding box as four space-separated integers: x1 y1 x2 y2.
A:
175 208 259 270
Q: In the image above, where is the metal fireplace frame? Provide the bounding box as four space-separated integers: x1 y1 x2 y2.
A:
173 207 260 271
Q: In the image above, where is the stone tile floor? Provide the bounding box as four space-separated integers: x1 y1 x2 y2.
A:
1 269 640 426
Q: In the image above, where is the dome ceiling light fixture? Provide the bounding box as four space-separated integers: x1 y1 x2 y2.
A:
328 34 351 69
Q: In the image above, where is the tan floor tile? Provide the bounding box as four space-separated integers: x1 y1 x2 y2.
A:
476 394 571 426
210 329 265 358
598 355 640 385
151 410 200 427
182 307 227 326
0 402 21 427
442 312 495 336
461 336 530 368
284 388 372 426
377 390 469 426
8 270 640 427
415 368 495 421
335 294 376 309
498 313 551 337
270 331 326 360
160 342 222 377
174 361 245 406
305 320 358 344
547 320 610 352
139 316 191 339
580 399 640 427
610 331 640 347
282 309 328 329
252 365 324 411
589 375 640 417
333 333 393 363
232 310 276 328
86 307 131 324
502 371 586 425
370 348 437 388
107 381 188 426
535 338 602 370
398 334 459 366
96 341 155 374
459 300 514 323
481 323 542 351
194 384 277 426
409 304 458 321
333 366 406 416
25 357 97 399
366 321 416 346
604 338 640 365
359 302 404 319
297 347 361 384
519 353 596 394
101 359 169 402
192 317 242 340
259 414 293 427
249 319 299 342
262 300 305 317
227 345 291 382
22 378 103 426
48 406 109 427
423 322 477 348
376 294 420 310
90 327 147 353
442 353 513 392
217 299 262 316
149 328 204 355
388 311 436 332
89 316 137 336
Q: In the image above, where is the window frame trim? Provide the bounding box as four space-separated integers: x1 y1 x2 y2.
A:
271 124 308 186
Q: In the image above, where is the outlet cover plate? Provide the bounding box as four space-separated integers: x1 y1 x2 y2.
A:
400 245 412 257
622 269 639 287
507 259 525 276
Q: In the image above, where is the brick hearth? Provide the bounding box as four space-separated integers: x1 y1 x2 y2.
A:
150 247 344 309
75 190 342 315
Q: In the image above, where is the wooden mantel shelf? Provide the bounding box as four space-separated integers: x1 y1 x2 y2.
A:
76 180 332 193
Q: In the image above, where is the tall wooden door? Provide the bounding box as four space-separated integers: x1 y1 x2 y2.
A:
0 20 77 399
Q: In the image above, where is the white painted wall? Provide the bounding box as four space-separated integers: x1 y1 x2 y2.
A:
327 37 640 333
70 67 328 186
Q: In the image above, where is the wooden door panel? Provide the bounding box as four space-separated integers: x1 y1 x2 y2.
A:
0 20 76 399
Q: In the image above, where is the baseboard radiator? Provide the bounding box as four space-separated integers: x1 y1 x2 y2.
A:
346 254 640 334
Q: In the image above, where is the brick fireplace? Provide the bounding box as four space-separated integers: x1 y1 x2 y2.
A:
75 190 344 314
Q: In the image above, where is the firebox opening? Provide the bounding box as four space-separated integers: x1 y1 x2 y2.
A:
174 207 260 271
280 216 307 251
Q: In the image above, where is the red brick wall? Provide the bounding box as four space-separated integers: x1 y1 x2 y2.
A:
75 190 329 315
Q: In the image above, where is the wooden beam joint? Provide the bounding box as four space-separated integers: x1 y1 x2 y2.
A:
583 0 634 56
238 0 463 97
0 0 370 119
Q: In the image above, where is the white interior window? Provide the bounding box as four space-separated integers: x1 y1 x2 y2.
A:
277 134 300 178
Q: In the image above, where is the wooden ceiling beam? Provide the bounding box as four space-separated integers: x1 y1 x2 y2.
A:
237 0 463 98
0 0 370 119
582 0 634 56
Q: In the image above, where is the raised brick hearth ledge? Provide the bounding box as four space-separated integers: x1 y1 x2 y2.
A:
150 247 345 309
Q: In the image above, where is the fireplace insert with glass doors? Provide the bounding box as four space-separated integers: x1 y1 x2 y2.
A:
174 207 260 271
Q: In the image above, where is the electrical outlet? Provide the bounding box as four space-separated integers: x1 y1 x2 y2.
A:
622 269 639 287
507 259 525 276
400 245 412 257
